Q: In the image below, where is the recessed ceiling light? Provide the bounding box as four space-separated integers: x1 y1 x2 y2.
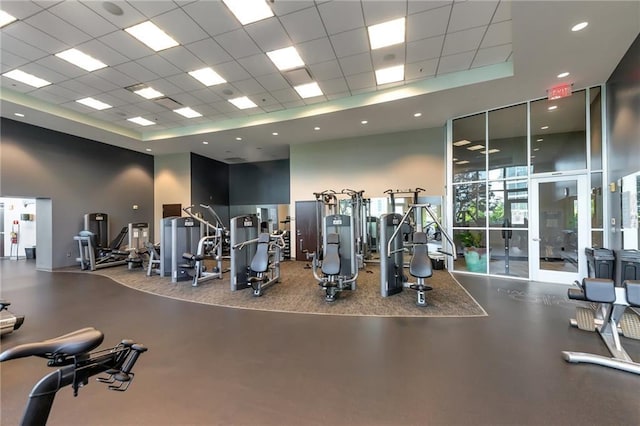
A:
453 139 471 146
56 48 107 72
548 105 558 111
361 120 368 125
134 87 164 99
531 155 536 159
294 82 323 98
536 138 544 142
14 112 24 117
189 67 226 86
456 160 470 165
413 112 422 118
571 22 588 32
452 158 458 161
235 137 242 141
534 148 540 151
467 144 485 151
375 65 404 85
76 97 112 110
0 10 17 28
228 96 257 110
541 125 549 130
128 116 155 126
267 46 305 71
202 141 209 145
222 0 274 25
314 127 320 131
2 69 51 88
174 107 202 118
368 17 405 50
125 21 179 52
557 72 570 78
481 149 501 154
272 132 278 136
145 148 152 152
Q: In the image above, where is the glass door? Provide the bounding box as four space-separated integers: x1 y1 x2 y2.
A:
530 174 589 283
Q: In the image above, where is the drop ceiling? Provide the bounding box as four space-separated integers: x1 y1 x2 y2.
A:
1 1 638 164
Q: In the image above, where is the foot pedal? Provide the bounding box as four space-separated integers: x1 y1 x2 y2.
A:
620 311 640 340
575 306 596 331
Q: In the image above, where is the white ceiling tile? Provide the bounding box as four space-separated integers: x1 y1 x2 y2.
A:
0 51 30 70
271 1 315 16
165 74 205 92
298 38 336 65
245 17 292 52
320 77 349 95
114 62 159 84
255 73 293 92
345 72 375 91
443 26 486 56
93 68 138 89
472 43 511 68
231 79 266 96
49 2 118 38
153 7 208 45
351 87 374 96
80 1 147 29
407 5 451 41
326 91 349 101
339 53 372 76
262 104 285 113
237 54 278 78
0 33 48 61
317 1 364 35
76 39 130 67
408 1 452 14
407 36 444 63
330 28 369 58
0 1 43 20
215 29 261 59
362 1 407 26
182 1 240 36
160 46 205 71
448 1 498 33
405 58 438 81
371 44 406 70
282 100 306 109
147 78 183 96
98 31 154 60
129 0 178 18
33 1 63 8
481 21 511 48
185 39 232 66
191 88 224 104
63 100 99 115
280 7 326 44
20 61 68 84
0 78 35 94
37 84 82 102
303 95 327 105
171 92 206 108
34 56 87 80
136 55 183 78
213 61 252 83
437 51 475 75
74 74 120 93
211 99 240 114
270 87 299 103
308 60 343 81
492 1 511 23
3 22 67 54
56 79 102 98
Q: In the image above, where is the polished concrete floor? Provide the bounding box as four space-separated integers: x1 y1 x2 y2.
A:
1 259 639 425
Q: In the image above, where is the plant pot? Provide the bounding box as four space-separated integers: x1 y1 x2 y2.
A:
463 247 488 273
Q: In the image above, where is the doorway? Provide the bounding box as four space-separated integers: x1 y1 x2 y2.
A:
529 174 589 283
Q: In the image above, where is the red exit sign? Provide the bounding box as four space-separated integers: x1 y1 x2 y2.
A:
548 83 572 100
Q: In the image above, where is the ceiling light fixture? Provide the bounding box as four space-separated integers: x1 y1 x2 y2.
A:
294 82 323 98
174 107 202 118
267 46 305 71
145 148 152 152
189 67 226 86
14 112 24 117
453 139 471 146
3 69 51 88
557 72 570 78
548 105 558 111
272 132 278 136
0 10 17 28
76 97 112 110
235 137 242 141
467 144 485 151
456 160 470 165
361 120 368 125
541 125 549 130
314 127 320 131
128 116 155 126
222 0 274 25
56 48 107 72
134 87 164 99
228 96 257 109
202 141 209 145
413 112 422 118
125 21 179 52
537 138 544 142
571 22 588 32
368 17 405 50
534 148 540 151
375 65 404 85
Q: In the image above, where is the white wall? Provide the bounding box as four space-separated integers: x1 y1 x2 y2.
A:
2 197 36 258
154 153 191 242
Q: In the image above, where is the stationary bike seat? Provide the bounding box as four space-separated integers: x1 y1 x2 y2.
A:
0 327 104 362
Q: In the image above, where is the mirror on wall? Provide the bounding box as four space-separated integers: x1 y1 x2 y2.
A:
621 171 640 250
229 204 290 233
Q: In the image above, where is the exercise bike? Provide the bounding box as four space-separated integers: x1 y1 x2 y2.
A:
0 327 147 426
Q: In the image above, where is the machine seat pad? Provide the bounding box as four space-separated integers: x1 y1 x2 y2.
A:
321 234 340 276
567 288 586 301
0 327 104 362
625 280 640 307
251 233 271 273
182 253 204 261
582 278 615 303
409 233 432 278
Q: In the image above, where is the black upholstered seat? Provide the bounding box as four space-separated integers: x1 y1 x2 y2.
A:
322 233 341 276
409 232 432 279
0 327 104 362
250 233 271 274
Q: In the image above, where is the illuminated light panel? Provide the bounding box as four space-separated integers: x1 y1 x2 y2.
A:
222 0 274 25
480 149 501 154
189 67 226 86
571 22 588 32
368 17 405 49
229 96 257 109
56 48 107 72
453 139 471 146
267 46 304 71
203 141 209 145
541 125 549 130
294 82 323 98
125 21 179 52
536 138 544 142
76 97 112 110
145 148 152 152
174 107 202 118
548 105 558 111
456 160 470 165
0 10 17 28
235 137 242 141
14 113 24 117
414 112 422 118
361 120 368 125
467 144 485 151
3 69 51 88
128 116 155 126
272 132 278 136
134 87 164 99
375 65 404 85
557 72 570 78
314 127 320 131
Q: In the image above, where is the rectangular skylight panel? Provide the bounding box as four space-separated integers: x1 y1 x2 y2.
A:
294 82 323 99
375 65 404 85
223 0 274 25
228 96 257 110
267 46 305 71
134 87 164 99
125 21 179 52
368 17 405 50
128 116 155 126
453 139 471 146
2 69 51 88
174 107 202 118
189 67 226 86
76 97 112 110
56 48 107 72
467 144 485 151
0 10 17 28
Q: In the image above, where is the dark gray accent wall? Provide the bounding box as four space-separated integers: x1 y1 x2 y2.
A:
1 118 154 269
229 159 290 205
190 153 230 226
607 34 640 250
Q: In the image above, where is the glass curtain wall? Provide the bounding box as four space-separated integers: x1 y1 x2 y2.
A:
449 87 605 278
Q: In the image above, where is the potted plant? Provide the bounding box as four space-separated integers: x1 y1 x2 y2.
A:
457 231 488 273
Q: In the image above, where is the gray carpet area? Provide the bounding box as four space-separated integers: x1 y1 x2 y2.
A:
71 261 487 317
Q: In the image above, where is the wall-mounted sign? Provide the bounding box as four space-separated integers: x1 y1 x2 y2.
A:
548 83 572 100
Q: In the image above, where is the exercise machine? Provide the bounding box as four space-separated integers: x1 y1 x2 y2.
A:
158 216 202 283
231 215 287 296
0 327 147 425
125 222 150 270
563 278 640 375
84 213 109 248
74 226 129 271
341 189 371 266
180 205 225 286
0 300 24 336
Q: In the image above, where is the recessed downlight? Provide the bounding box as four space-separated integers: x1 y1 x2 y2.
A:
541 126 549 130
557 72 570 78
235 137 242 141
548 105 558 111
536 138 544 142
571 22 588 32
125 21 179 52
14 112 24 117
413 112 422 118
314 127 320 131
361 120 368 125
272 132 278 136
145 148 152 152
